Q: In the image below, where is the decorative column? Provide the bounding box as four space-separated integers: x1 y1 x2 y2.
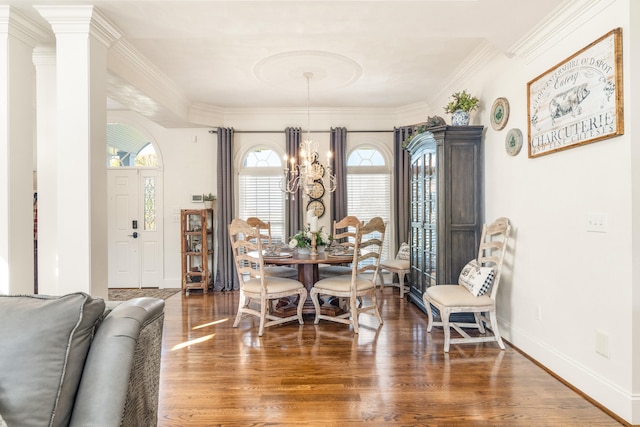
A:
35 5 121 298
0 7 48 295
32 44 58 295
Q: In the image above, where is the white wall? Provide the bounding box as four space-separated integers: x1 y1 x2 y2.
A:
432 0 636 422
106 0 638 421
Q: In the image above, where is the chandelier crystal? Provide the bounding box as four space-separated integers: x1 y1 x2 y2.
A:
281 72 337 200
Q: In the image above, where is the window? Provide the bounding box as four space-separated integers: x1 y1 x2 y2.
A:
347 148 390 259
107 123 158 167
144 176 156 231
238 148 285 242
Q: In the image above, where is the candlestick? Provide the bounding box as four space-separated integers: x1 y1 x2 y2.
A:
310 232 317 257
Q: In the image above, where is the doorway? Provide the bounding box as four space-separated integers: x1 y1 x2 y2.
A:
107 122 164 289
108 169 164 288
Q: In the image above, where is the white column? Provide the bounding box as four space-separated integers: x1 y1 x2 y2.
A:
35 5 121 298
0 7 48 295
32 44 58 295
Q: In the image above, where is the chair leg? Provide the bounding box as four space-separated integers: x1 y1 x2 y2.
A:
425 299 434 332
233 293 245 328
489 310 505 350
350 296 360 334
398 272 406 298
442 307 451 353
310 289 322 325
474 312 486 333
371 292 383 325
296 290 306 325
377 270 385 288
258 299 267 337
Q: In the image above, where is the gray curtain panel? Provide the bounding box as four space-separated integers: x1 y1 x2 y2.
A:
214 127 238 291
330 127 347 224
393 126 412 252
285 127 302 239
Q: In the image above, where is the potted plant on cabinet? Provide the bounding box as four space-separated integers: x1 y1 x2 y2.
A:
443 90 479 126
203 193 216 209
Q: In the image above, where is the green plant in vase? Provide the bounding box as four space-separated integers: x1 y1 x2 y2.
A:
443 90 479 125
203 193 216 208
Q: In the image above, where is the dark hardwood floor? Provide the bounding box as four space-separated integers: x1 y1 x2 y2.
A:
158 287 622 426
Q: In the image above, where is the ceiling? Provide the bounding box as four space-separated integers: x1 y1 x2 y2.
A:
8 0 567 121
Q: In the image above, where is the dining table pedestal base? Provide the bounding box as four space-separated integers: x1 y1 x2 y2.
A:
264 252 352 318
273 297 343 317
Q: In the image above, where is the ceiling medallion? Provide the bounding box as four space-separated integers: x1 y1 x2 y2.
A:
254 50 362 90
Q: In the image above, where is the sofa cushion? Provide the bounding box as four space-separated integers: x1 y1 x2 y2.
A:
458 260 495 297
0 292 105 427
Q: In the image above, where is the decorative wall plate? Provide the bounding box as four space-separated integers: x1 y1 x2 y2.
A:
490 97 509 131
505 128 523 156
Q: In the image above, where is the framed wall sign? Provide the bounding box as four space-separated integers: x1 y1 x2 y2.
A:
527 28 623 158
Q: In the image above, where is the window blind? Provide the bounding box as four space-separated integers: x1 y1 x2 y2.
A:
238 174 285 243
347 173 390 259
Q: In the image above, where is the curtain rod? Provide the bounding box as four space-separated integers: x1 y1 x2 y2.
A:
207 129 393 134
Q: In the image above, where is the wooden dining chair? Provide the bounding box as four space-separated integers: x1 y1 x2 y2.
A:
318 215 360 279
228 218 307 336
423 217 511 352
311 217 386 334
377 242 411 297
246 217 297 279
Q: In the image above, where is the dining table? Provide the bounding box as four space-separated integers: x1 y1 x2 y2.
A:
262 249 354 316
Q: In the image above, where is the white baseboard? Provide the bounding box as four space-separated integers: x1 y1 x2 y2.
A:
499 317 635 424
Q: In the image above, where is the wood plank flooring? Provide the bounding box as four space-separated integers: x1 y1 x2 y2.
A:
158 287 623 426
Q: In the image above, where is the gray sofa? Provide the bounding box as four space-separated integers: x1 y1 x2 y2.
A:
0 292 165 427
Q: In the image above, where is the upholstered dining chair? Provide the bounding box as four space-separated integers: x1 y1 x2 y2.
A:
228 218 307 336
377 242 411 297
311 216 386 334
318 215 361 279
246 217 297 279
423 217 511 352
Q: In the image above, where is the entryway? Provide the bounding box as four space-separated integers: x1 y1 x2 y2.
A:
107 123 164 289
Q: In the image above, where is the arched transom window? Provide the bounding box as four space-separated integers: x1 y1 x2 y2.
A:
107 123 158 167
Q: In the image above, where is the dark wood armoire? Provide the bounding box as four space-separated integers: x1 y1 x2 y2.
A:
404 125 484 313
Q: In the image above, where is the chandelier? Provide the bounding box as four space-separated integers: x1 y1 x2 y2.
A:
281 72 337 200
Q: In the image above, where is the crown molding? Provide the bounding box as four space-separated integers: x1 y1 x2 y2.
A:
34 5 121 47
0 6 52 47
431 40 502 105
108 39 190 122
110 40 187 104
508 0 614 63
189 103 225 127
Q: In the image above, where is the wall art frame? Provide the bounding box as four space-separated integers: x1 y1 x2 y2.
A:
490 97 509 131
527 27 623 158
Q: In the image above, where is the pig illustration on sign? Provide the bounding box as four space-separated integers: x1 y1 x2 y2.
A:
549 83 590 124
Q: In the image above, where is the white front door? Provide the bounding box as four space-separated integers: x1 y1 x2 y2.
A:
108 169 164 288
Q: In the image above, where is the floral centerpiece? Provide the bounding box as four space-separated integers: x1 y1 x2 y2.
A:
289 228 312 249
289 226 332 253
315 227 332 247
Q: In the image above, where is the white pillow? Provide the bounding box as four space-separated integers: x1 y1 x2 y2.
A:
396 242 410 260
459 260 495 297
